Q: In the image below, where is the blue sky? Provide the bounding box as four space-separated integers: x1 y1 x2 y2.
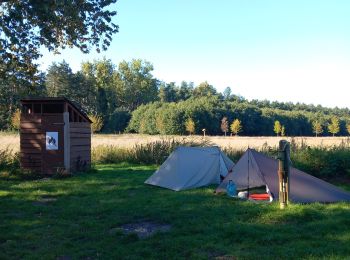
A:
39 0 350 108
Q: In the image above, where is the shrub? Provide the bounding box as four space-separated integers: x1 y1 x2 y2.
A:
292 146 350 178
0 147 46 180
11 109 21 130
92 137 212 165
0 147 21 179
103 108 131 133
89 114 104 133
0 148 19 171
91 137 350 180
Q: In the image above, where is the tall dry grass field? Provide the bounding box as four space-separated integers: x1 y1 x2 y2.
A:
93 134 350 150
2 132 350 153
0 132 20 152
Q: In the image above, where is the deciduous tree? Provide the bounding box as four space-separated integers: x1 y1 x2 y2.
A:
46 61 97 113
221 117 229 136
185 118 195 135
114 59 158 111
230 119 242 136
312 120 323 137
274 120 282 136
281 125 286 137
193 81 217 97
0 72 45 129
0 0 118 85
328 117 340 136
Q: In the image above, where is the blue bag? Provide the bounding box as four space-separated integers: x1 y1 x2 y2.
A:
226 180 237 197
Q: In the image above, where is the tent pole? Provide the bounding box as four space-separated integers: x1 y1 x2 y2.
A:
247 147 250 198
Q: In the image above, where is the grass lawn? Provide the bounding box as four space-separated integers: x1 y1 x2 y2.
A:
1 163 350 259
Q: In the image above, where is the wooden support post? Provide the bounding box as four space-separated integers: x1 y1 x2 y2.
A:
278 140 290 209
63 112 70 172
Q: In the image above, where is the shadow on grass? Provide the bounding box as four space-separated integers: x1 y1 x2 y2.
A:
1 163 350 259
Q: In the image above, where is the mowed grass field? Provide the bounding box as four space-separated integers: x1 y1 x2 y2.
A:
1 132 350 152
2 132 350 258
1 163 350 259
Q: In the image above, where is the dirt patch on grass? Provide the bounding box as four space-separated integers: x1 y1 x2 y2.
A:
215 256 237 260
120 221 171 239
32 195 58 206
39 178 51 182
103 184 118 190
56 256 72 260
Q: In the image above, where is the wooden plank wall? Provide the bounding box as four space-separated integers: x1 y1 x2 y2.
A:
69 122 91 171
20 115 43 172
41 114 65 175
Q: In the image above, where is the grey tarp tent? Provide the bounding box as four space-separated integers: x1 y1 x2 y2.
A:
145 146 234 191
216 149 350 203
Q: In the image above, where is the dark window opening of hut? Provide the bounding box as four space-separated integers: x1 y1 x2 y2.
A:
22 104 33 114
42 104 64 114
33 104 42 114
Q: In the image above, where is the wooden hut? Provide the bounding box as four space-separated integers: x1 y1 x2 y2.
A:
20 97 92 174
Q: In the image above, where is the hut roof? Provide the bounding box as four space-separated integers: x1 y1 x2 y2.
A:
20 97 92 123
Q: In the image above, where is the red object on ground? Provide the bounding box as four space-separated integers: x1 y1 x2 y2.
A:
249 193 270 200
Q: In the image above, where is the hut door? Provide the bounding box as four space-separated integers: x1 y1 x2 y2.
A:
41 115 65 174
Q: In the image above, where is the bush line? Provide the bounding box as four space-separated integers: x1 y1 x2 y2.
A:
1 137 350 179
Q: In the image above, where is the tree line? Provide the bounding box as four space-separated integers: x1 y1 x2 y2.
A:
127 96 350 136
1 58 350 136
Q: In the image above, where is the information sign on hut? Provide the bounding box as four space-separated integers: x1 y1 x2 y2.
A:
20 97 92 174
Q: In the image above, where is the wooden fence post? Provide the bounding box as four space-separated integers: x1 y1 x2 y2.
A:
278 140 290 209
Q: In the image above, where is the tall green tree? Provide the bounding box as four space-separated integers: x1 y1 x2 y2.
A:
0 0 118 85
46 61 74 97
95 59 116 116
312 120 323 137
80 59 117 116
158 82 178 102
193 81 217 97
114 59 158 111
177 81 194 101
274 120 282 136
222 87 232 100
46 61 98 114
72 71 98 114
328 117 340 136
0 72 45 129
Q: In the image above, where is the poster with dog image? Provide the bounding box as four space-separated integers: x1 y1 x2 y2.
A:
46 132 58 150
